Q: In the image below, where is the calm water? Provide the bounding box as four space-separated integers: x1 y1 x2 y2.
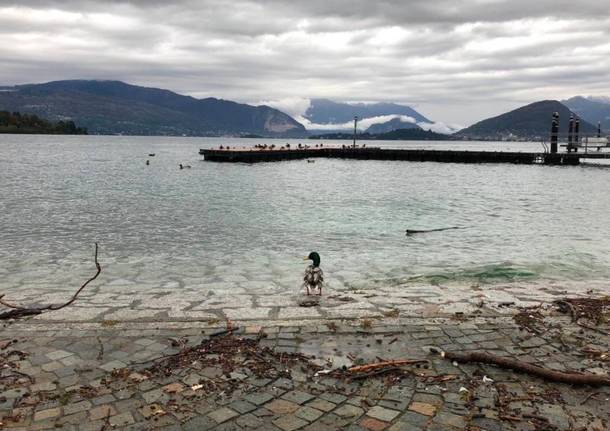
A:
1 135 609 294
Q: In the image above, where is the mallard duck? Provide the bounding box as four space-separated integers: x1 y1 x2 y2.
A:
303 252 324 295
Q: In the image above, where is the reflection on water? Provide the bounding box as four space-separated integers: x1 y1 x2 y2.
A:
1 134 609 294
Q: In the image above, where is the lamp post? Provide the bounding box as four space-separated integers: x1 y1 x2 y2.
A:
352 116 358 148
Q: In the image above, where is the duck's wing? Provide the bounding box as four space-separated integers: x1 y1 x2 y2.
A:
303 265 314 284
312 267 324 284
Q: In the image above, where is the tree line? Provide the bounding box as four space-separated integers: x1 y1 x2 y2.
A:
0 111 87 135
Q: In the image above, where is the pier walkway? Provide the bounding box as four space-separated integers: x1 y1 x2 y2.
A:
200 146 610 165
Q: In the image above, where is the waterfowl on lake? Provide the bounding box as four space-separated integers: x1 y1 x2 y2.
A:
303 251 324 295
179 163 191 169
148 153 155 157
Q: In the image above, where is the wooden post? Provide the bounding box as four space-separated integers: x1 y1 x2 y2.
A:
353 116 358 148
567 114 574 153
574 118 580 153
598 122 602 138
550 112 559 153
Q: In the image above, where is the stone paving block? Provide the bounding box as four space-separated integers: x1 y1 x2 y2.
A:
182 415 218 430
63 400 92 415
208 407 239 424
46 350 73 360
306 398 336 412
408 401 436 416
89 404 117 421
273 377 294 390
162 382 185 393
360 417 389 431
244 391 275 405
295 405 324 422
273 414 309 431
266 399 300 415
41 361 63 372
33 407 60 421
139 403 166 419
235 413 265 429
99 360 127 372
229 400 257 414
366 406 400 422
282 390 315 404
334 404 365 418
319 392 347 404
109 412 135 427
433 411 467 429
91 394 115 405
31 381 57 392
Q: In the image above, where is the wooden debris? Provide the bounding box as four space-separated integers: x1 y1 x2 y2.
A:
347 359 428 373
405 226 462 236
432 349 610 386
0 243 101 320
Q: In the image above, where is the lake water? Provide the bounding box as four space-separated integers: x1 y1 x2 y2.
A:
1 135 609 298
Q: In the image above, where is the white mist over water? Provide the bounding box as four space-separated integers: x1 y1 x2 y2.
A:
1 135 609 297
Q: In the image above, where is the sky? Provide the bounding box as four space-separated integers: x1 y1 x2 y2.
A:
1 1 609 127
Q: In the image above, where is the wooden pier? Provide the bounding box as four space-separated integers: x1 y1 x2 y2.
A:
199 146 610 165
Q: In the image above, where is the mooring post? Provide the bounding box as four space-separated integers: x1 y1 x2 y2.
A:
574 118 580 153
550 112 559 154
353 116 358 148
567 114 574 153
598 122 602 138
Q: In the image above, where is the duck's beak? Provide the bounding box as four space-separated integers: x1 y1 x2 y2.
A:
303 257 310 261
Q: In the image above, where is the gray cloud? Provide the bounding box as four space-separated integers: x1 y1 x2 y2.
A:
0 1 609 125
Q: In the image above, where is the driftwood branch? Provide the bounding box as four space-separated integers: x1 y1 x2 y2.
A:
406 227 462 236
433 349 610 386
347 359 428 373
0 243 101 320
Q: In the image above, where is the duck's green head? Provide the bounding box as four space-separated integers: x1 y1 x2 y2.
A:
304 251 321 267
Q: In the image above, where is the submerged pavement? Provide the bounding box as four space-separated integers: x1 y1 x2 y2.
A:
4 278 608 324
1 304 609 430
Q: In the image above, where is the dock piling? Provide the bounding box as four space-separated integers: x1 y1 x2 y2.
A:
567 115 574 153
550 112 559 153
574 118 580 153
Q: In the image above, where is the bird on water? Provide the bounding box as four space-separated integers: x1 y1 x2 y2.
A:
303 252 324 295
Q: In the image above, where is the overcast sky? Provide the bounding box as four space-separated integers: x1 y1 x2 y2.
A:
1 1 609 126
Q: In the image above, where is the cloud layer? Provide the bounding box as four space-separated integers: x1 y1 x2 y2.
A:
1 1 609 125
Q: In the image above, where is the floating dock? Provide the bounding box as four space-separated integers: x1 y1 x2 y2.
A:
200 146 610 165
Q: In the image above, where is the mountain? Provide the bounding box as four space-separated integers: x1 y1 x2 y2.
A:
0 80 306 137
563 96 610 132
455 100 597 140
304 99 431 124
365 117 421 134
310 128 450 141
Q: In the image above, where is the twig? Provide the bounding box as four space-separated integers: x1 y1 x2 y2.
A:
96 336 104 361
555 300 578 322
348 359 428 373
0 243 101 320
579 391 600 405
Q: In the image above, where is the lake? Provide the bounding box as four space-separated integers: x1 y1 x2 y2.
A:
1 134 609 299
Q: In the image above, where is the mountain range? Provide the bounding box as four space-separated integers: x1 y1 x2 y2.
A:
563 96 610 131
0 80 305 137
0 79 607 140
365 117 421 134
304 98 431 125
455 100 597 140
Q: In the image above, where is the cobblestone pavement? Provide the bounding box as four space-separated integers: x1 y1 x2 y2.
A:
1 308 609 430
